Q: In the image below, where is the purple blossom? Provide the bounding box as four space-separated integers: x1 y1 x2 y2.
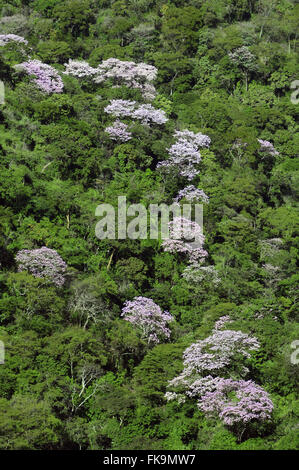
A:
94 58 158 100
104 99 136 118
182 330 260 374
174 185 209 204
165 324 273 428
121 296 174 344
64 57 158 100
162 217 208 264
198 379 273 426
173 130 211 148
258 139 279 156
157 130 211 180
105 120 132 142
15 60 63 94
95 58 157 82
0 34 28 46
213 315 233 330
132 103 168 125
104 99 168 126
63 59 98 78
15 247 67 287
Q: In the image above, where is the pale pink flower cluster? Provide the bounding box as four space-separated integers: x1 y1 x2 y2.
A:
182 329 260 374
64 57 158 100
121 296 174 345
161 217 208 264
197 378 274 426
157 129 211 180
258 139 279 156
63 59 98 78
15 60 63 94
165 323 273 428
213 315 233 330
15 247 67 286
105 120 132 142
95 58 157 101
104 99 168 125
174 185 209 204
0 34 28 46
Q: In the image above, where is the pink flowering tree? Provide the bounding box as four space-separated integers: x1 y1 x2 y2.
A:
162 217 208 264
173 130 211 148
181 329 260 376
157 129 211 180
197 378 273 439
15 247 67 287
258 139 279 156
165 324 273 437
104 99 136 118
104 99 168 126
165 328 260 400
121 296 174 345
14 60 64 94
0 34 28 46
166 375 273 438
174 185 209 204
63 59 98 78
94 58 158 100
64 57 158 100
213 315 233 330
197 378 273 426
105 120 132 142
131 104 168 125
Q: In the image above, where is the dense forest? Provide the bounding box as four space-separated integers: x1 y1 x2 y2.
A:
0 0 298 451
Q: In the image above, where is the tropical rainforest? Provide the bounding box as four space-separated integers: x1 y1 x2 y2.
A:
0 0 298 451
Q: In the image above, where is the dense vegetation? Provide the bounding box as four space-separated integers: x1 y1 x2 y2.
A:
0 0 298 450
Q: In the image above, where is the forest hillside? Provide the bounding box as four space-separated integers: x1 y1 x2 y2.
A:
0 0 298 450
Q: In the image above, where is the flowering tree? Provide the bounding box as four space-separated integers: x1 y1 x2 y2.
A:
104 99 136 118
164 323 273 436
94 58 158 100
104 99 168 126
213 315 233 330
15 60 64 93
157 129 211 180
64 57 158 100
197 378 274 428
181 329 260 375
174 130 211 148
165 327 260 402
228 46 257 90
63 59 97 78
121 296 174 344
174 185 209 204
96 58 158 82
105 120 132 142
0 34 28 46
162 217 208 264
132 103 168 125
258 139 279 156
15 247 67 287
